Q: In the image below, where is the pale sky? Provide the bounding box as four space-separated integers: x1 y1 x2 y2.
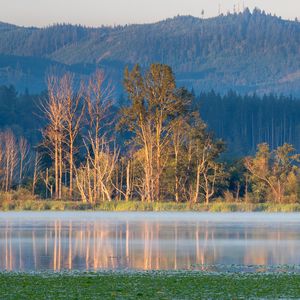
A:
0 0 299 27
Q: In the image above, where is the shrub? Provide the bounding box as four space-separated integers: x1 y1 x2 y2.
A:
50 201 66 211
223 191 236 203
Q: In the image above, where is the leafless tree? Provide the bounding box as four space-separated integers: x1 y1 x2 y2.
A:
41 75 66 199
1 130 19 191
60 74 85 199
18 137 30 188
32 152 43 195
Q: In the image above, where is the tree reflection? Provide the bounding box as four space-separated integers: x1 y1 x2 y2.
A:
1 218 300 271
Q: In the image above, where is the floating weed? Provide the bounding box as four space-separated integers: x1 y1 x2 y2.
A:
1 270 300 299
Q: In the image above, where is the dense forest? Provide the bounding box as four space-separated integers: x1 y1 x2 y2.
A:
1 65 300 207
0 9 300 95
1 84 300 158
199 92 300 157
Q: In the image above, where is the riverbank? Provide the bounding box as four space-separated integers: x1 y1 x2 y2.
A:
1 199 300 212
1 272 300 299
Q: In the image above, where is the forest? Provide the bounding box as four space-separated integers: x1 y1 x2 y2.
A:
0 63 300 210
0 9 300 96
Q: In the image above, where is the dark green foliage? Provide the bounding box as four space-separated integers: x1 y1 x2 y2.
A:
0 85 42 144
0 9 300 95
1 272 300 299
199 91 300 157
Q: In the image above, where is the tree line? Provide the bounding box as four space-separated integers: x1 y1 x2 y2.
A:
1 64 300 204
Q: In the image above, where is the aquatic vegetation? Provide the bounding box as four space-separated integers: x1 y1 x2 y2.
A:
1 271 300 299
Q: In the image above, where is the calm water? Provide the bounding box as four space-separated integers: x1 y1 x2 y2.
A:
1 212 300 271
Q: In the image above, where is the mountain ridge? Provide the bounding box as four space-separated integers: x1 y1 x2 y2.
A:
0 9 300 95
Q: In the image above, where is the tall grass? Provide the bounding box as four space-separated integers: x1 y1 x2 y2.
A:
1 190 300 212
2 194 300 212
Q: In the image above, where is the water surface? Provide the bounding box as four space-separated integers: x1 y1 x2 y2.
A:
1 212 300 271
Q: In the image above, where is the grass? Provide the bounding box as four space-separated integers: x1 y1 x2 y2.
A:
2 198 300 212
2 188 300 212
1 271 300 299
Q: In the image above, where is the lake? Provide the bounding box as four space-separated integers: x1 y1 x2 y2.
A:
1 212 300 272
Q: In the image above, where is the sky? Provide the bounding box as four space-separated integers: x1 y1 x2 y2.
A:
0 0 299 27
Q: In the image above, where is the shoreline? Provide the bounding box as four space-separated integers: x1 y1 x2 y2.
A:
1 200 300 212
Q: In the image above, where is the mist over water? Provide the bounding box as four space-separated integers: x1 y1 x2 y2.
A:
1 212 300 272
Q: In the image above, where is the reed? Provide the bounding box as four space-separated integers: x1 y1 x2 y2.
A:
2 194 300 212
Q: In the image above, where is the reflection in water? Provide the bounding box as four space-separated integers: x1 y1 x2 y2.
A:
1 212 300 271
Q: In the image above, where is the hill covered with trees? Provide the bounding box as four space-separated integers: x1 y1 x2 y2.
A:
0 9 300 95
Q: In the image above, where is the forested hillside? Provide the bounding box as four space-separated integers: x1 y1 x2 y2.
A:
0 9 300 95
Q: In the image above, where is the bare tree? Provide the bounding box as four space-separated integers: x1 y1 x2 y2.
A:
41 75 66 199
18 137 30 188
125 159 131 202
1 130 19 191
75 140 119 203
192 140 212 203
42 168 53 199
84 70 114 202
60 74 85 199
32 152 43 195
0 134 3 187
200 162 221 204
171 117 189 202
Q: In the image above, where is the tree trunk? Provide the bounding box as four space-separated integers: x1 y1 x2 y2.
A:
175 149 179 203
69 140 73 200
55 139 59 199
193 164 201 203
125 160 131 202
58 140 62 200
